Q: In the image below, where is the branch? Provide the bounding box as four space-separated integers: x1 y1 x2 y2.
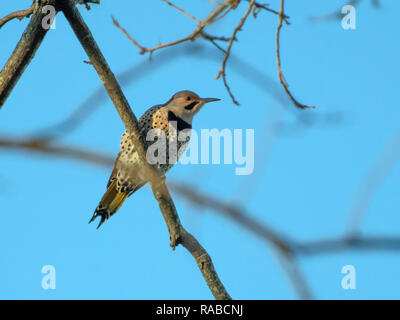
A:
276 0 315 109
297 236 400 255
151 181 231 300
162 0 200 23
111 0 292 106
169 181 313 299
33 45 199 141
344 130 400 236
169 181 293 253
2 135 400 299
112 1 231 56
60 0 230 300
246 0 290 23
0 0 58 108
215 0 255 106
0 1 35 29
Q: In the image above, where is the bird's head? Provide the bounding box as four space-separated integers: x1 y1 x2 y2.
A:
166 90 220 124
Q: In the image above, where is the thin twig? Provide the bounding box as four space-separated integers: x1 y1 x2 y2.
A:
215 0 256 106
112 1 231 55
0 1 35 29
162 0 201 23
276 0 315 109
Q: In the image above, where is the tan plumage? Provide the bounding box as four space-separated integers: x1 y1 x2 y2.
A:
90 90 220 228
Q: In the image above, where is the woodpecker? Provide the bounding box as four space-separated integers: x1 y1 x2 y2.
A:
90 90 220 228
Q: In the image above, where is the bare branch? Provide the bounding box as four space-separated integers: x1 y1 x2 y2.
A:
75 0 100 10
297 236 400 255
276 251 313 299
0 134 113 167
169 181 293 253
276 0 315 109
0 1 35 29
111 0 294 106
113 1 230 55
169 181 313 299
0 0 58 109
162 0 200 23
344 130 400 236
151 180 231 300
111 16 147 54
60 0 230 300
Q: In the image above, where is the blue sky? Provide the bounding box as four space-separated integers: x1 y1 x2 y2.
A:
0 0 399 299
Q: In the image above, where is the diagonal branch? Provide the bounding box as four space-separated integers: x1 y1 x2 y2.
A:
60 0 231 300
151 181 231 300
245 0 290 23
0 0 58 109
0 0 35 29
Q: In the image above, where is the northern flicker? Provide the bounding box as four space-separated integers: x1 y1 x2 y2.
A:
90 90 220 228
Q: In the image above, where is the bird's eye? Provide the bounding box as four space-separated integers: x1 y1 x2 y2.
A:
186 96 191 101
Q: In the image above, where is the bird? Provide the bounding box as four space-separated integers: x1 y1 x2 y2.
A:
90 90 220 228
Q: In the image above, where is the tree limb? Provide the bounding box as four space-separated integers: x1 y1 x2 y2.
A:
0 0 58 108
0 1 35 29
60 0 231 300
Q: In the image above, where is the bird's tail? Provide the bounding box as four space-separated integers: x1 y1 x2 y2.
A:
90 180 128 229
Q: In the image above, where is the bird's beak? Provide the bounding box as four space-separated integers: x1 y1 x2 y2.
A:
200 97 221 103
